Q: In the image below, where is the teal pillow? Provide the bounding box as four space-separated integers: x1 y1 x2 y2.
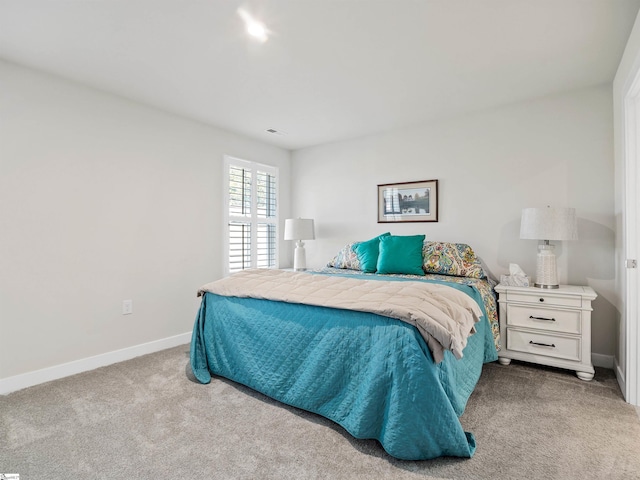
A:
376 235 426 275
354 233 391 273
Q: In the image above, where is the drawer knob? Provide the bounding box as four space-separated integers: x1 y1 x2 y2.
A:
529 340 556 348
539 298 544 302
529 315 556 322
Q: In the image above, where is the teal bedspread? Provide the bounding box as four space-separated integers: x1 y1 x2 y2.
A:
190 274 498 461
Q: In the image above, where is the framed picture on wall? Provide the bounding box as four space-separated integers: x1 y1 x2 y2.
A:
377 179 439 223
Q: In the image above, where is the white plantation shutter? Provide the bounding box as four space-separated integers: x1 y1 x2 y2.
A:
256 170 277 268
225 157 278 275
228 222 251 272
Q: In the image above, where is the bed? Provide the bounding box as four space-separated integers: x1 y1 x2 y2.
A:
190 237 500 461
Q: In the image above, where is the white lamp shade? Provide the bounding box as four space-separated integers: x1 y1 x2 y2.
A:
284 218 315 241
520 207 578 241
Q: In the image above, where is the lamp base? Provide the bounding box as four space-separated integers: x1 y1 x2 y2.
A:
534 242 559 289
293 240 307 271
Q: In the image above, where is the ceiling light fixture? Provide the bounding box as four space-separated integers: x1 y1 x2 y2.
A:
238 9 268 43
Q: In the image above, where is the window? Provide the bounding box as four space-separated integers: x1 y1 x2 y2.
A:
224 156 278 275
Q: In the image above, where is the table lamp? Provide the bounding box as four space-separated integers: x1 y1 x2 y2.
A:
284 218 315 271
520 206 578 289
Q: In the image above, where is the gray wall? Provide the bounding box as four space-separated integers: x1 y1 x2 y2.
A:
0 59 619 382
0 60 291 380
291 86 616 360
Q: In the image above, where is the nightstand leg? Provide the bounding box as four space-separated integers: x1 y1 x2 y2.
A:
498 357 511 366
576 371 594 381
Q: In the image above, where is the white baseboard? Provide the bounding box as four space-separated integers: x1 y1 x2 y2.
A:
615 358 627 398
592 353 614 369
0 332 192 395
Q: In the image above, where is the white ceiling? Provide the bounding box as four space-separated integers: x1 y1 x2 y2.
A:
1 1 639 150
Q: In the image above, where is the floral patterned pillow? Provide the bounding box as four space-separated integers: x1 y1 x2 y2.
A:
422 241 486 279
326 242 361 270
327 233 391 270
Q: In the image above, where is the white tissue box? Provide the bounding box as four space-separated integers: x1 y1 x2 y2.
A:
500 274 530 287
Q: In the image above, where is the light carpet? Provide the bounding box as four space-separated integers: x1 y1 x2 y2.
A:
1 345 639 479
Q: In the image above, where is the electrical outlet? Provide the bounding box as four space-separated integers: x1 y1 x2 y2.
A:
122 299 133 315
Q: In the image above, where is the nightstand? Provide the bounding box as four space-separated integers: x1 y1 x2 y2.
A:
494 284 597 381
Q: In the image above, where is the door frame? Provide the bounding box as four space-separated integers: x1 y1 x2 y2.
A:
623 76 640 406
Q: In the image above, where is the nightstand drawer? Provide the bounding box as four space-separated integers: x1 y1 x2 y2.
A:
506 305 581 334
506 329 580 362
506 291 582 308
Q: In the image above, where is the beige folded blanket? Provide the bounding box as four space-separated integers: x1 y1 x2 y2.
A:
198 269 483 363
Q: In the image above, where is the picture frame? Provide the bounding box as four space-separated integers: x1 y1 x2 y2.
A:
377 179 439 223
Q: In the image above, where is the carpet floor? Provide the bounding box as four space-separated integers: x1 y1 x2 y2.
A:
2 345 639 479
